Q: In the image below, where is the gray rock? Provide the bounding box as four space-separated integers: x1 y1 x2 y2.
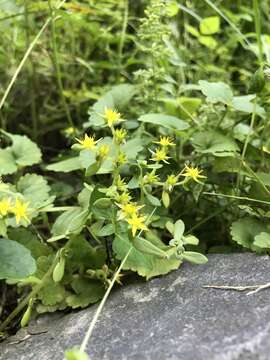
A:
1 253 270 360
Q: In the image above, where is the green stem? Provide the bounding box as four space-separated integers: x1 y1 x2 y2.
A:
253 0 263 64
24 0 38 140
79 248 132 353
118 0 129 78
78 207 156 353
236 100 257 192
48 0 74 128
0 0 67 114
203 192 270 206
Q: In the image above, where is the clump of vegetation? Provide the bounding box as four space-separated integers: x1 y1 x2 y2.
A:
1 0 270 357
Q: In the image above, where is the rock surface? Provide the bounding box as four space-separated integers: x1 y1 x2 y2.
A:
1 254 270 360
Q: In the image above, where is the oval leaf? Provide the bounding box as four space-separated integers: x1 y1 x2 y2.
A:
0 238 36 279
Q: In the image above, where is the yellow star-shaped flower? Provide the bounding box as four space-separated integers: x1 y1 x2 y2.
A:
154 136 175 147
76 134 99 150
0 198 12 217
182 165 206 183
103 107 122 127
151 148 170 163
117 202 144 220
127 214 148 237
12 199 30 224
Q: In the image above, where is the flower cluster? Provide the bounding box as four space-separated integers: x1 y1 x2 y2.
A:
0 197 30 224
117 201 147 237
150 136 175 164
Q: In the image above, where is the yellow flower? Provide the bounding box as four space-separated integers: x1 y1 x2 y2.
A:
103 107 122 127
166 174 178 186
143 171 159 185
114 152 127 167
182 165 206 183
117 202 144 220
114 128 127 144
154 136 175 147
98 144 110 159
64 126 76 136
0 198 12 217
114 191 132 204
166 174 178 191
115 176 127 192
12 199 30 224
76 134 99 150
127 214 148 237
151 148 170 163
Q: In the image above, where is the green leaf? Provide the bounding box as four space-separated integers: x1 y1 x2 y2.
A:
231 217 267 251
174 220 185 242
198 80 233 104
85 161 101 177
183 235 199 246
106 84 136 109
121 138 145 159
1 132 42 169
51 208 89 237
8 228 52 259
0 238 36 279
46 157 81 173
17 174 53 208
0 148 17 175
96 223 114 237
231 95 265 118
67 236 106 268
200 16 220 35
198 36 218 49
138 113 189 131
145 192 161 206
38 279 66 306
182 251 208 264
113 233 181 280
66 277 105 309
254 232 270 249
192 131 239 157
133 236 169 258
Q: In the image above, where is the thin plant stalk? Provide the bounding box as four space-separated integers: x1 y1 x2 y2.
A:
79 247 132 353
0 0 67 116
78 207 157 355
236 101 257 192
24 0 39 140
118 0 129 78
253 0 263 64
48 0 74 128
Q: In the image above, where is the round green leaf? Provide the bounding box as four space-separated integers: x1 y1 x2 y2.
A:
0 238 36 279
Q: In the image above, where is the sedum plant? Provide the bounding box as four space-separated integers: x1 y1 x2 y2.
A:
0 88 208 332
